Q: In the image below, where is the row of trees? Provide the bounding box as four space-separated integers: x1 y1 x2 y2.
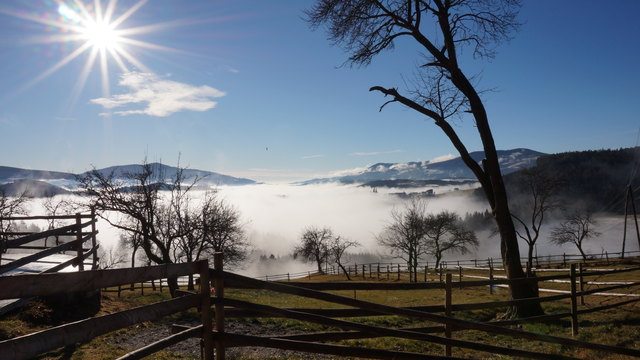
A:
378 200 477 282
295 200 478 282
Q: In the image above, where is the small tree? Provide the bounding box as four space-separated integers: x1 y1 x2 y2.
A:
551 209 600 261
296 226 333 274
377 199 427 282
509 168 562 274
424 211 478 269
329 236 360 280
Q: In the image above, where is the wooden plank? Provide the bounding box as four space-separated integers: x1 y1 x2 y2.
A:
578 281 640 297
40 246 98 274
0 294 200 360
171 324 446 342
217 298 573 360
284 281 445 290
0 215 93 221
215 270 640 358
4 219 95 248
0 234 90 275
577 297 640 315
224 304 445 318
218 332 470 360
0 262 200 299
114 326 201 360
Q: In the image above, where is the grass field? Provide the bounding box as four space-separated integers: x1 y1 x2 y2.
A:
1 259 639 360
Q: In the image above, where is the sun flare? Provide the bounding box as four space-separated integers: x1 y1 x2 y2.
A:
82 20 120 51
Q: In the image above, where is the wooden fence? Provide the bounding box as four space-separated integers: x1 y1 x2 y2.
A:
0 212 99 275
203 255 640 360
1 235 638 360
0 260 214 360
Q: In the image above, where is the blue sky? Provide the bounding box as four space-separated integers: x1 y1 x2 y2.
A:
0 0 638 183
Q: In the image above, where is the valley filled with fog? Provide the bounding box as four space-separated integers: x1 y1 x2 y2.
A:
17 183 638 277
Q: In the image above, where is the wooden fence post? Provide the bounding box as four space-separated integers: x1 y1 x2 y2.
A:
579 263 585 305
489 264 494 295
424 265 428 283
397 264 401 280
75 213 84 271
444 273 452 357
386 265 390 280
377 264 380 280
439 264 443 283
90 208 98 269
605 251 609 265
368 264 372 278
570 263 579 336
355 263 358 276
563 253 566 267
214 253 225 360
458 266 463 289
199 260 214 360
362 264 366 279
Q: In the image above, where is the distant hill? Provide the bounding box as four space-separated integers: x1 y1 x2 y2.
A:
0 166 75 182
0 179 71 197
81 163 256 187
501 147 640 214
0 163 257 197
301 148 545 185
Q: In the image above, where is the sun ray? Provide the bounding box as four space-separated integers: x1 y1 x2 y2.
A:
99 48 110 99
103 0 118 24
67 47 99 110
116 47 151 72
16 41 93 96
108 47 129 73
110 0 148 29
118 37 186 54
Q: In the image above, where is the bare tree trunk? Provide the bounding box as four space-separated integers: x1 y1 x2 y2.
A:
494 202 542 318
167 277 179 297
338 263 352 281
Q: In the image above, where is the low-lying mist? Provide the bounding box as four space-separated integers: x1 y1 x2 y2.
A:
19 183 639 277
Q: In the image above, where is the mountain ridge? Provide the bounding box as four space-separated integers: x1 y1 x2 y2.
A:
0 163 256 196
300 148 546 185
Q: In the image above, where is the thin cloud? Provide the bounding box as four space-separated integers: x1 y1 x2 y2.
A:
90 71 225 117
350 149 402 156
429 153 457 163
302 154 324 159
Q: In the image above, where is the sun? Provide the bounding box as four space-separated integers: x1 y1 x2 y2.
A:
82 19 120 51
0 0 181 104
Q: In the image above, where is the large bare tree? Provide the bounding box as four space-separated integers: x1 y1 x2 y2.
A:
307 0 542 316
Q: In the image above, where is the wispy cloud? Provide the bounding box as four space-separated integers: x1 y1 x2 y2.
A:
350 149 402 156
90 72 225 117
302 154 324 159
429 153 457 163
